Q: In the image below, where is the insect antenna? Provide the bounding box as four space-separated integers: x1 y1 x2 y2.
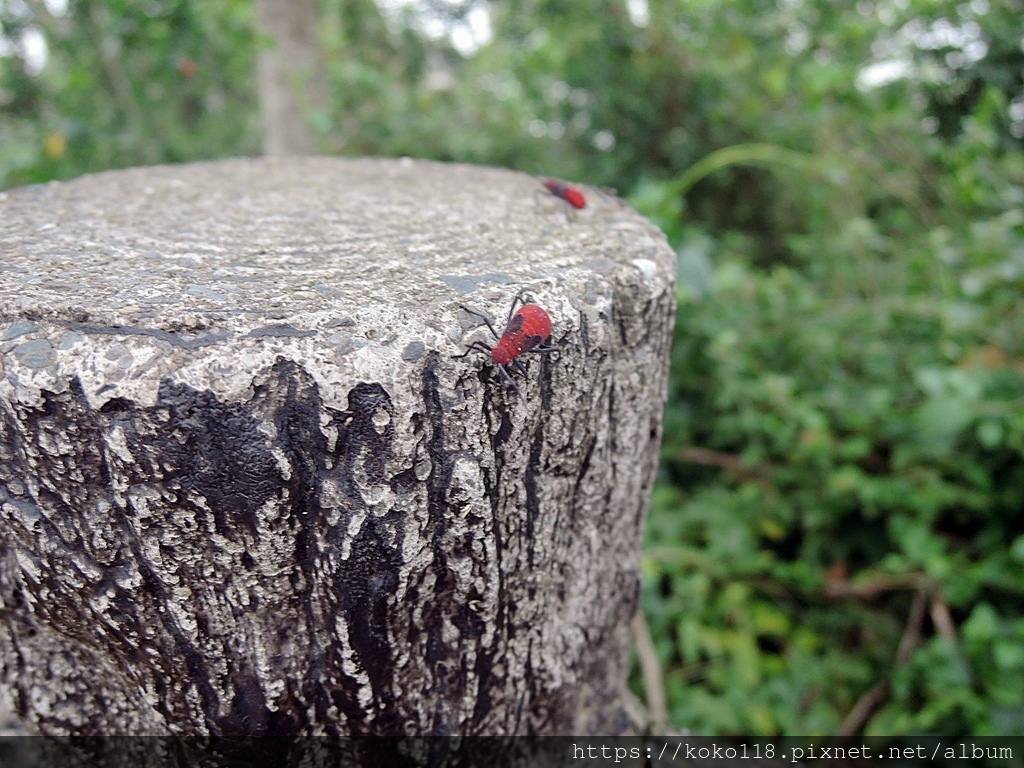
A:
507 288 533 321
528 343 559 353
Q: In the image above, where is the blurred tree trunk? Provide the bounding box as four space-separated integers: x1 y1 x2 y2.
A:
253 0 328 155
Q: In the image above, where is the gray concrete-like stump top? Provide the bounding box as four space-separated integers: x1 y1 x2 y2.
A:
0 157 675 739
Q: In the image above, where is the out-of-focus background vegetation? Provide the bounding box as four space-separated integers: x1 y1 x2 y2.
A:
3 0 1023 738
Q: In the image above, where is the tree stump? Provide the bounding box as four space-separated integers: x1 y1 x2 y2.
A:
0 158 675 738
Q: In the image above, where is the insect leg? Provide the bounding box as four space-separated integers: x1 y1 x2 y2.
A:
459 305 503 341
452 340 494 359
496 364 521 395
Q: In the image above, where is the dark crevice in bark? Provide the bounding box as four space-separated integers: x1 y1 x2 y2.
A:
421 353 459 735
130 537 224 735
570 433 597 522
475 451 506 731
523 423 544 571
607 381 618 455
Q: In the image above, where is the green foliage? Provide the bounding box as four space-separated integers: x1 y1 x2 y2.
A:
634 5 1024 729
3 0 1024 738
1 0 258 187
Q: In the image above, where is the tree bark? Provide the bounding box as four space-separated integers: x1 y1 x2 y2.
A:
0 158 675 740
253 0 328 155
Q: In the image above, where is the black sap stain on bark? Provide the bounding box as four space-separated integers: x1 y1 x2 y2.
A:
142 379 283 541
2 361 411 737
323 380 405 734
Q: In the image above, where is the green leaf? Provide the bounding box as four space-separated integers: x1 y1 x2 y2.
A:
912 396 975 454
976 419 1004 449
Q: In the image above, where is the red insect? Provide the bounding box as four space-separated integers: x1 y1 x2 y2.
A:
542 179 587 210
455 290 558 390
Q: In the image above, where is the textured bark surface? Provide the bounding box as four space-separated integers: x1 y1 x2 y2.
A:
0 158 675 738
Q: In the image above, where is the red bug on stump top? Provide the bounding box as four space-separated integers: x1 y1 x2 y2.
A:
455 290 558 391
542 179 587 210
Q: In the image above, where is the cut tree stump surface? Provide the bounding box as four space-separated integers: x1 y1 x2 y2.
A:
0 157 675 738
